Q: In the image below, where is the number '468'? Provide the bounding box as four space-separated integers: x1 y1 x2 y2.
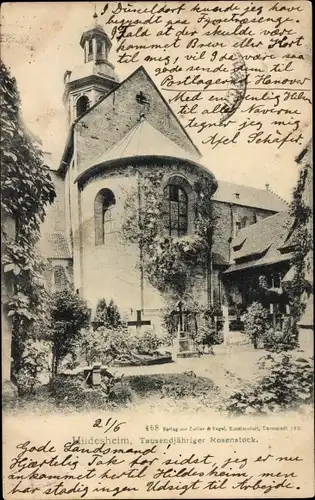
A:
145 425 159 431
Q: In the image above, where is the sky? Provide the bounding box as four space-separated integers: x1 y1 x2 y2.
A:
1 2 312 201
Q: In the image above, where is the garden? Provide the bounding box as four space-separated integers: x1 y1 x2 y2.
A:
1 58 313 417
3 289 313 418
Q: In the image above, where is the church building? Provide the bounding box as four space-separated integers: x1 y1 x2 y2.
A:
39 18 288 329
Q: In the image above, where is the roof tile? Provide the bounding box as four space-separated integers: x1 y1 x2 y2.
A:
225 212 292 274
212 181 288 212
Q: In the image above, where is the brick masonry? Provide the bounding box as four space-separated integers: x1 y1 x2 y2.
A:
75 67 200 174
40 64 286 329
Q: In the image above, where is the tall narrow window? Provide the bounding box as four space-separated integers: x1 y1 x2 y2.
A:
76 95 90 118
88 39 93 56
240 216 249 229
162 184 188 237
94 189 116 245
235 221 241 236
96 40 103 55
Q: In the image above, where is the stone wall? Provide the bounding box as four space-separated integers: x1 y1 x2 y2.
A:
40 171 66 235
74 67 200 174
76 161 216 321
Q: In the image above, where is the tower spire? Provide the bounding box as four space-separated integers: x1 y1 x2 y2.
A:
62 8 119 124
93 4 98 23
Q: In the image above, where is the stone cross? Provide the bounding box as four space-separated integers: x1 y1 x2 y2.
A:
127 310 151 334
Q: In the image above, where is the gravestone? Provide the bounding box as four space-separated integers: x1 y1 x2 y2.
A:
91 363 102 386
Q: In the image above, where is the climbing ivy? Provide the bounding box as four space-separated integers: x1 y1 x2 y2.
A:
121 167 216 301
285 158 313 325
1 61 56 377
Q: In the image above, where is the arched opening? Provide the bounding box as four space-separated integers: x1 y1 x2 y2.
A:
241 216 249 229
94 188 116 245
96 39 103 55
76 95 90 118
88 39 93 57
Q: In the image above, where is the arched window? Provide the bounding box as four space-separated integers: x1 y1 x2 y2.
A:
162 184 188 237
240 216 249 229
76 95 89 118
95 189 116 245
53 266 67 291
96 40 103 55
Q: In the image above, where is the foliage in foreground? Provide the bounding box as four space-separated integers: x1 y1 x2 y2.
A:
49 372 131 410
1 61 55 377
15 340 50 396
263 318 299 352
78 326 167 366
226 354 314 415
48 371 220 410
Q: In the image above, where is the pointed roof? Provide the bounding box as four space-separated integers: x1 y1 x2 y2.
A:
59 66 200 174
80 11 112 48
75 117 217 188
93 118 200 167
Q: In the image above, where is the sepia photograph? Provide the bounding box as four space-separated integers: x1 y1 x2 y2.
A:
1 1 313 498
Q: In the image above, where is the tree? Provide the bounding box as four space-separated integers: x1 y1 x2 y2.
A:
47 290 90 376
1 61 55 378
93 298 122 329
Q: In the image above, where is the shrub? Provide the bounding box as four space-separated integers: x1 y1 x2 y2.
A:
127 372 218 401
77 325 137 365
194 324 223 349
134 330 164 354
225 354 314 415
243 302 269 348
263 318 299 352
108 382 134 406
47 290 90 375
49 371 131 409
79 327 107 366
127 375 164 395
15 340 50 396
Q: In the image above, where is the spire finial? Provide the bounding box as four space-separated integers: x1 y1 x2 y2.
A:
93 4 98 23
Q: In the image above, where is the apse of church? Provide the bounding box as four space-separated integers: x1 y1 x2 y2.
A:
39 15 288 326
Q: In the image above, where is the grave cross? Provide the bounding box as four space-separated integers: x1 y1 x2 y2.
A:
127 310 151 333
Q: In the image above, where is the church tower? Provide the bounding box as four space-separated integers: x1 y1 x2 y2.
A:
63 13 119 124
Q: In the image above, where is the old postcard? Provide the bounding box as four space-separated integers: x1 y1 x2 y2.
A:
1 1 313 498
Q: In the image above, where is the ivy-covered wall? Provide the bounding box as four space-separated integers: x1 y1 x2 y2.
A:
76 159 217 323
